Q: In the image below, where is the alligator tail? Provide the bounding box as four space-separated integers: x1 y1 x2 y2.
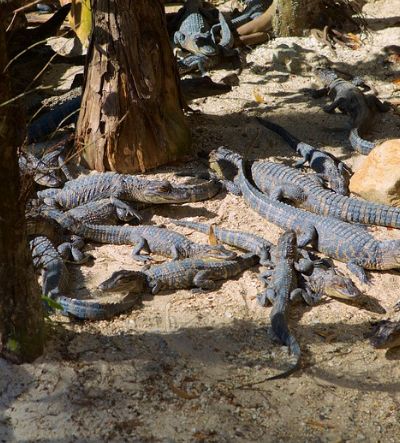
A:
349 128 376 155
256 117 301 151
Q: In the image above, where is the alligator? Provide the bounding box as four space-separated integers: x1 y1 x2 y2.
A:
256 230 306 379
170 219 362 299
39 198 138 226
300 264 362 301
178 9 241 75
251 158 400 229
209 147 400 284
37 173 212 210
98 252 259 295
27 212 91 264
313 67 390 155
27 77 232 143
30 235 139 320
173 0 218 57
170 219 273 265
370 319 400 349
255 117 350 195
19 150 63 188
41 205 238 262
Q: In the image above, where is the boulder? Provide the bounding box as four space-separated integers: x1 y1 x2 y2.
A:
349 139 400 207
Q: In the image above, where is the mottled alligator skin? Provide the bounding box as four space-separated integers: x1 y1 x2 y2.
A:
27 212 90 264
30 235 69 300
251 159 400 229
314 67 390 155
178 8 241 75
170 219 273 265
30 234 138 320
37 173 222 210
210 147 400 283
300 265 362 300
256 117 350 195
19 150 63 188
41 206 237 262
370 320 400 349
99 253 259 295
40 198 138 226
173 0 218 57
170 219 362 299
257 230 305 379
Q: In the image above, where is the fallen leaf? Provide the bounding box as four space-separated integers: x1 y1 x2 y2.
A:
393 77 400 84
253 90 266 104
167 382 199 399
208 224 218 245
314 330 339 344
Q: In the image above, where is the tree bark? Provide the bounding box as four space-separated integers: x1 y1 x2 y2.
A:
0 9 44 363
273 0 325 36
76 0 192 173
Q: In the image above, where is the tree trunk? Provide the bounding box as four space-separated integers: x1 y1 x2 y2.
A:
0 10 44 363
273 0 325 36
77 0 192 173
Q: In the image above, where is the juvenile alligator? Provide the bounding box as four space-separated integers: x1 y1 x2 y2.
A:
37 173 209 210
27 77 232 143
257 230 306 379
256 117 350 195
313 67 390 155
170 219 273 265
173 0 218 57
370 319 400 349
178 9 241 75
210 147 400 284
170 219 362 299
41 206 237 262
30 235 138 320
99 253 259 295
19 150 63 188
251 159 400 229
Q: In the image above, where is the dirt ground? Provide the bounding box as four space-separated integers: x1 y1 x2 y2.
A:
2 1 400 442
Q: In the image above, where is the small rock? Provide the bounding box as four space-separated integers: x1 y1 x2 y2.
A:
349 139 400 207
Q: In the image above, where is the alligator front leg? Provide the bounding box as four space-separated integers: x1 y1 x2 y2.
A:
323 97 347 113
346 260 368 284
131 236 152 262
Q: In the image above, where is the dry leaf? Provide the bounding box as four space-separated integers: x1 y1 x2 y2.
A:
167 382 199 399
393 77 400 84
208 224 218 245
347 33 362 44
253 90 266 104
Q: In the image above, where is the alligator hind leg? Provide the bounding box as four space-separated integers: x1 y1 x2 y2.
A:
131 237 152 262
192 270 217 293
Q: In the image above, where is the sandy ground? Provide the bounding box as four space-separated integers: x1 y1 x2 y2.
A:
2 0 400 442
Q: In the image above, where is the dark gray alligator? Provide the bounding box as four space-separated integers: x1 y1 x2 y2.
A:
210 147 400 284
313 67 390 155
30 235 138 320
255 117 350 195
19 150 63 188
41 205 238 262
170 219 362 299
178 9 241 75
173 0 218 57
99 252 259 295
251 159 400 229
37 173 222 212
370 319 400 349
257 230 306 379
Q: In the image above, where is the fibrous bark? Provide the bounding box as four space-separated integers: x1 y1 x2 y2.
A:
77 0 192 173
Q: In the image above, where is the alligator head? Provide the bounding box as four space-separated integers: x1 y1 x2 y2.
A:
98 270 150 293
370 320 400 349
